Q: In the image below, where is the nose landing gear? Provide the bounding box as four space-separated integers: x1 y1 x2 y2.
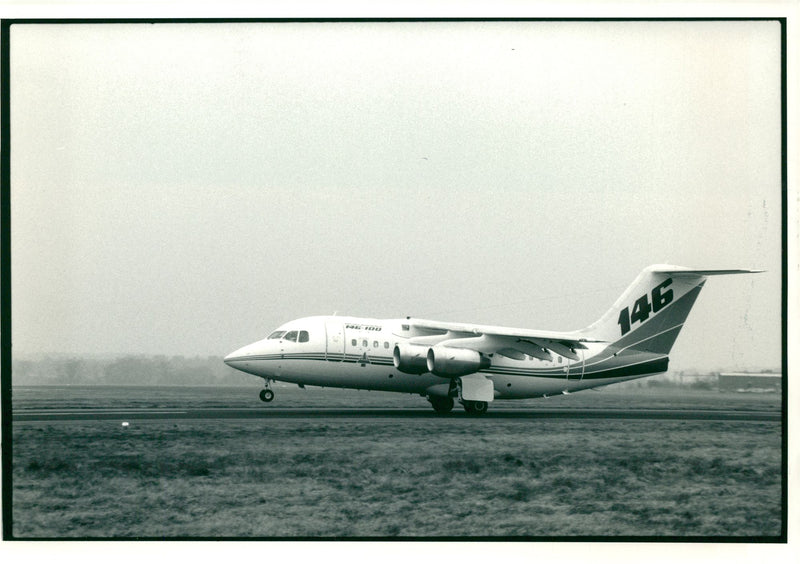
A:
259 383 275 403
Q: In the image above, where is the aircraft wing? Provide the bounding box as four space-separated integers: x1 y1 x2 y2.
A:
405 318 604 362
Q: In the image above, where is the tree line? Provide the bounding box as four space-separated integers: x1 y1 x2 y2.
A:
12 354 255 386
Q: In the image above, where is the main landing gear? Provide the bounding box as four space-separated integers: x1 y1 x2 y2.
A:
461 400 489 415
259 383 275 403
428 396 454 414
430 377 491 415
427 396 489 415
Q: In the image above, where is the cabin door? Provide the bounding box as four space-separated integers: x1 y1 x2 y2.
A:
325 320 345 361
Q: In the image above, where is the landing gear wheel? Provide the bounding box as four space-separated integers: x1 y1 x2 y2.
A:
259 389 275 403
429 396 454 414
462 400 489 415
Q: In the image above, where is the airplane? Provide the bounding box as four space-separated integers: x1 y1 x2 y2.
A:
223 265 761 414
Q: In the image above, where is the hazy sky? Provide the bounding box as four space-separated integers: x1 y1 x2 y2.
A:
10 20 783 372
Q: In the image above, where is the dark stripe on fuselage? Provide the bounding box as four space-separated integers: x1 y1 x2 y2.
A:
580 356 668 379
230 353 666 381
228 353 394 365
481 356 668 380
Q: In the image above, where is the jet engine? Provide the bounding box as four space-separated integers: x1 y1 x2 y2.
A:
426 346 491 378
393 343 430 374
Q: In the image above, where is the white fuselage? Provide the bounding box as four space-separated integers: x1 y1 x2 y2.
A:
223 315 663 399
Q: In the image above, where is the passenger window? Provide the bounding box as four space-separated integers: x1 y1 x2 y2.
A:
384 342 389 349
299 331 309 343
373 341 379 348
362 339 368 347
284 331 298 342
268 331 286 339
351 339 357 346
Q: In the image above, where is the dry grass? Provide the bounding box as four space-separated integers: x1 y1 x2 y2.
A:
12 415 782 538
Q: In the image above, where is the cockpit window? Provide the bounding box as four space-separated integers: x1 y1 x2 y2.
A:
268 331 286 339
284 330 298 342
299 331 309 343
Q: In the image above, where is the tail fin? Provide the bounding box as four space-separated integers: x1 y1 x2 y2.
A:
580 265 761 356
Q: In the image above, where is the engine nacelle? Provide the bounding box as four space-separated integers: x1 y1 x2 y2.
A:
426 346 490 378
393 343 430 374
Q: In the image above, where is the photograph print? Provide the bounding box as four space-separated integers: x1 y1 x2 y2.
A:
5 19 785 540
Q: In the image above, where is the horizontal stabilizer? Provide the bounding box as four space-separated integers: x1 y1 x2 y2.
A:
650 267 764 276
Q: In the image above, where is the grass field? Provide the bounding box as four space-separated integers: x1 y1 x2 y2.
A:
11 386 783 539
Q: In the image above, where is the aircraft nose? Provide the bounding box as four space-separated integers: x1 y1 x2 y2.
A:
224 345 250 365
224 342 268 378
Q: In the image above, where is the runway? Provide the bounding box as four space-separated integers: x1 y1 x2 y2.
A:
12 406 781 422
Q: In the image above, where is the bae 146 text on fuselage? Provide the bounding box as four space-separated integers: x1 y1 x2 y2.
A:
224 265 760 414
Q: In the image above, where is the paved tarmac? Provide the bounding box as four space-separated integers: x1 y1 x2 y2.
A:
12 406 781 422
